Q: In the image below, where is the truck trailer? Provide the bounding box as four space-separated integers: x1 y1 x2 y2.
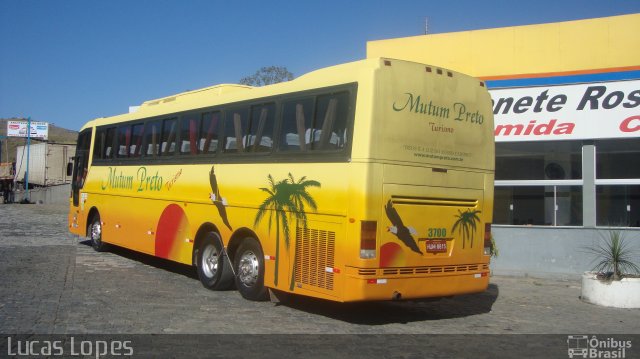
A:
15 143 76 186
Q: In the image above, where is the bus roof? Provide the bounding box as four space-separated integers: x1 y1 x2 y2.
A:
79 57 478 131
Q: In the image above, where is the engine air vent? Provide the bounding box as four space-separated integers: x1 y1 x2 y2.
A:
295 227 336 291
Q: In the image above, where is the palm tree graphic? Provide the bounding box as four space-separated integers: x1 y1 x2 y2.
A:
452 209 481 249
254 173 320 288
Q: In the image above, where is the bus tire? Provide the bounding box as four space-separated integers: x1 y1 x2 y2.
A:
234 237 269 301
196 232 234 290
88 214 108 252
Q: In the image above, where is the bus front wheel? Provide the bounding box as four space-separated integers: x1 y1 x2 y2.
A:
88 214 108 252
196 232 234 290
234 238 268 301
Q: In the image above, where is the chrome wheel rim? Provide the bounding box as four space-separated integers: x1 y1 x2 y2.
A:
201 244 219 278
91 221 101 242
238 250 259 287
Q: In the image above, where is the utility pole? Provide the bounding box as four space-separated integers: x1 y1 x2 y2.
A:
25 117 31 203
425 17 429 35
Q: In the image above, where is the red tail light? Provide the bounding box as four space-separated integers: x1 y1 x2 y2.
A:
484 223 493 256
360 221 377 259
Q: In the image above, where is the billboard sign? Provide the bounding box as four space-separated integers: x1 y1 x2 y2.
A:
489 79 640 142
7 121 49 140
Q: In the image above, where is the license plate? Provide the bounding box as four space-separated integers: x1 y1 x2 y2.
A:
426 240 447 253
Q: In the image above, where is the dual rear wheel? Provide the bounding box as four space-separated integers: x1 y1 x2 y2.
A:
196 234 268 301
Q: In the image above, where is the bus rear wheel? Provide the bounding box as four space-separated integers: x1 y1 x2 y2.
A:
196 232 234 290
234 238 268 301
88 214 108 252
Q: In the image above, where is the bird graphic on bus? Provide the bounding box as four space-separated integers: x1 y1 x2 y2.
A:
384 200 422 254
209 165 232 231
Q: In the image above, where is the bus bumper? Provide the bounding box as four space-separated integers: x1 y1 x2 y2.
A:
342 267 490 302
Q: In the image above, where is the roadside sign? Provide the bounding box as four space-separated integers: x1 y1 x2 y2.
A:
7 121 48 140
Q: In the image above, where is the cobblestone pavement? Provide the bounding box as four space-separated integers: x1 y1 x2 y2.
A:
0 204 639 357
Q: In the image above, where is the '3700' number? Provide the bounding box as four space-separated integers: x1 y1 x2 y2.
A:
427 228 446 238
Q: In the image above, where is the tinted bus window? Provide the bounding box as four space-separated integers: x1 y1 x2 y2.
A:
116 125 131 158
93 128 105 160
160 118 177 156
312 92 350 150
130 123 145 157
280 98 314 151
223 108 249 153
199 112 220 154
180 114 200 155
247 103 275 153
143 120 161 157
104 127 116 159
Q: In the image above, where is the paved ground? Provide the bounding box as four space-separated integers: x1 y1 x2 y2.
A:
0 203 638 357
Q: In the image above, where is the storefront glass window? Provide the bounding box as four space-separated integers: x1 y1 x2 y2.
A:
493 138 640 228
496 141 582 180
596 185 640 227
596 139 640 179
494 186 582 226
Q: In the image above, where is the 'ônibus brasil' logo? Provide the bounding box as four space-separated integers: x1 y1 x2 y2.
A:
392 92 485 125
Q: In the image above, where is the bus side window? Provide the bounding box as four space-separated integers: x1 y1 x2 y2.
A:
180 114 199 155
312 92 350 150
246 103 275 153
104 127 116 159
143 120 161 157
93 128 105 160
280 98 313 151
223 108 249 153
116 125 132 158
161 118 177 156
199 112 220 154
130 123 144 157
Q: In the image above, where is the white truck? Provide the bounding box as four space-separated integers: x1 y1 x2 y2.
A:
15 143 76 186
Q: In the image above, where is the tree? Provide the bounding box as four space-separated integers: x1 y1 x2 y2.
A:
239 66 294 86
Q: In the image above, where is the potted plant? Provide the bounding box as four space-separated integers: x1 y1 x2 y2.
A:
490 234 499 259
580 229 640 308
487 234 499 277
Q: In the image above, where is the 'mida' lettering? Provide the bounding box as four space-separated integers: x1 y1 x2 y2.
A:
393 93 450 119
495 119 575 137
101 167 134 190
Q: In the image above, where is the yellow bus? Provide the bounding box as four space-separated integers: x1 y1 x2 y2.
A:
69 57 495 302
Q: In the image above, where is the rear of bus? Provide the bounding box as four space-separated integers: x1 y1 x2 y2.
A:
345 58 495 301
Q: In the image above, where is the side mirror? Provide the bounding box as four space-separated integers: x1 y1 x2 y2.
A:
66 162 73 177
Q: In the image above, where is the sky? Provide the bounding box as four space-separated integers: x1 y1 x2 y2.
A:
1 1 639 131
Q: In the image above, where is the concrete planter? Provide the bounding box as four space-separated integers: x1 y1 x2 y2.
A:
581 272 640 308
